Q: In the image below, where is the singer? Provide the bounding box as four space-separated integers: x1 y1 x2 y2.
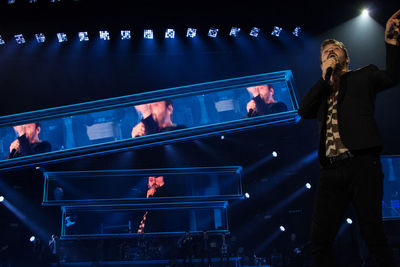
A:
7 123 51 159
298 9 400 267
245 84 287 118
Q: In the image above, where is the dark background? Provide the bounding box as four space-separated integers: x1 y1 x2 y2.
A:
0 0 400 265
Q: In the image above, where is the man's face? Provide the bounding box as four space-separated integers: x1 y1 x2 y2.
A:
149 101 172 126
258 85 273 100
148 176 164 188
321 44 349 70
24 123 40 142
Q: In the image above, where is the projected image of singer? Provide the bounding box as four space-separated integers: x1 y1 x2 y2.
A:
131 100 185 138
7 123 51 159
298 9 400 267
245 84 287 117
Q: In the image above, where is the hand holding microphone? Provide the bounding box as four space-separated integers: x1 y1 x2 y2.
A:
322 55 338 82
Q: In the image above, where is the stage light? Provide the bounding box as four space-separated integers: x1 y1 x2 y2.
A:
99 31 110 41
0 35 5 45
35 33 46 43
249 27 260 37
165 29 175 39
220 135 225 140
279 225 286 232
78 32 89 41
271 26 282 37
8 0 15 4
272 151 278 157
229 27 241 37
14 34 26 44
29 0 37 2
292 26 301 37
0 196 4 202
57 33 68 43
144 29 154 39
244 192 250 199
29 236 36 242
186 28 197 38
121 30 131 40
208 28 219 38
362 9 369 17
346 218 353 224
305 183 312 189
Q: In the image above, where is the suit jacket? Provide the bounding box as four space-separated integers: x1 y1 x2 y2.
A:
298 43 400 166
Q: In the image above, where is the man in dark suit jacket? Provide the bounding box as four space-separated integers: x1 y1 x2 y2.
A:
298 9 400 267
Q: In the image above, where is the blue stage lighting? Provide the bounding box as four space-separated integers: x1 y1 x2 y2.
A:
244 192 250 199
271 26 282 37
35 33 46 43
220 135 225 140
121 30 131 40
8 0 15 4
249 27 260 37
57 33 68 43
78 32 89 41
29 0 37 2
165 29 175 39
0 196 4 202
144 29 154 39
0 35 5 45
229 27 241 37
99 31 110 41
280 225 286 232
305 183 312 189
272 151 278 157
346 218 353 224
186 28 197 38
292 26 301 37
208 28 219 38
14 34 26 44
29 236 36 242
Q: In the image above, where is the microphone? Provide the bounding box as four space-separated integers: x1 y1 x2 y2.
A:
10 149 17 158
325 67 333 82
247 108 255 117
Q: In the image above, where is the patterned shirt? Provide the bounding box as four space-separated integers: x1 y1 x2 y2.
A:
325 89 349 157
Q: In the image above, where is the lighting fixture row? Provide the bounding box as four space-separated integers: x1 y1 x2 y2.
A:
0 26 302 45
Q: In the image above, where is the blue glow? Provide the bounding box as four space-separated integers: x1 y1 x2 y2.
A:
186 28 197 38
78 32 89 41
120 30 131 40
14 34 26 44
208 28 219 38
0 35 5 45
99 31 110 41
144 29 154 39
29 236 36 242
57 33 68 43
29 0 37 2
35 33 46 43
229 27 241 37
0 196 4 202
271 26 282 37
249 27 260 37
165 29 175 39
292 26 301 37
8 0 15 4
